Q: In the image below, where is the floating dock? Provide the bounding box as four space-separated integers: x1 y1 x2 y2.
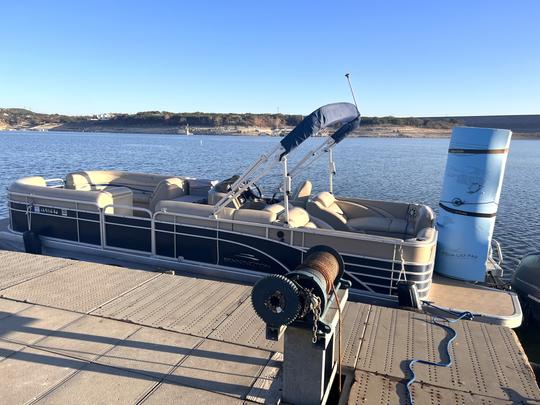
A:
0 249 538 404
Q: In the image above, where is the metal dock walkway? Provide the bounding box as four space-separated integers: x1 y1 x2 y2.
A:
0 250 538 404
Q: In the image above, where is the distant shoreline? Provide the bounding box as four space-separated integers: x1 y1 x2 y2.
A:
1 125 538 139
2 108 539 139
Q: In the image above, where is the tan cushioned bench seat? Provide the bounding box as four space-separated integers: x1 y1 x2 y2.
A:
154 201 234 219
9 176 132 215
277 207 311 228
308 191 435 240
66 171 186 206
149 178 189 211
347 217 408 234
234 209 277 224
233 208 277 236
265 204 331 229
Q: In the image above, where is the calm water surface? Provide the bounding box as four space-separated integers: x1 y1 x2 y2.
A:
0 131 539 360
1 131 538 271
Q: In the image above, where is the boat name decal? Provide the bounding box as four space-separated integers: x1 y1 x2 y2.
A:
34 205 68 216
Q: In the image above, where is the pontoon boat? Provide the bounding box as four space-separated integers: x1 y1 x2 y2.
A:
6 103 437 301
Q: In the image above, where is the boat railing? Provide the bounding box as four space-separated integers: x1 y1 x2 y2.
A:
150 209 432 294
102 204 152 218
151 209 408 246
491 238 504 266
102 204 154 254
6 191 434 295
7 190 103 249
6 190 436 254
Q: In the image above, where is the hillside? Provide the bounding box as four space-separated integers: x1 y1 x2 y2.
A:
1 108 539 138
453 115 540 134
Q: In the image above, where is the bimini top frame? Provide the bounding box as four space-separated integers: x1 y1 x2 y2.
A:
212 102 360 224
287 113 360 194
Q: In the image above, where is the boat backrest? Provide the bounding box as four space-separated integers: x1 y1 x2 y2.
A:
282 206 315 228
207 189 241 209
262 203 293 216
409 204 435 234
149 178 189 212
66 170 178 205
233 209 277 236
154 200 234 228
8 176 132 215
291 180 312 208
307 192 435 239
263 203 322 229
307 192 349 231
407 227 436 242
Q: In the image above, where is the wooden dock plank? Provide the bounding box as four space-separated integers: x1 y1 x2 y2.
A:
429 274 518 317
348 370 512 404
245 352 282 404
35 362 162 405
0 261 159 313
355 305 540 402
0 251 74 291
0 299 32 319
33 315 140 361
35 327 204 404
94 326 202 377
0 250 538 404
0 305 82 355
162 338 273 400
141 381 245 404
341 302 371 369
91 274 250 338
0 345 91 404
209 298 281 352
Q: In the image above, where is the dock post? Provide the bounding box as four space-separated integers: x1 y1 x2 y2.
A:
283 324 336 404
436 127 512 281
281 289 346 405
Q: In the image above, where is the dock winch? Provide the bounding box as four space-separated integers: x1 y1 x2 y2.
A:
251 246 351 404
252 245 350 341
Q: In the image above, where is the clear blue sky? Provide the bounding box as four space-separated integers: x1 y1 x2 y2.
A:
1 1 539 117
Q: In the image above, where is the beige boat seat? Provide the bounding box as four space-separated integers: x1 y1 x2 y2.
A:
233 208 278 236
307 216 334 230
307 191 435 238
264 203 332 230
234 209 276 224
307 191 360 232
154 200 235 229
207 189 241 209
291 180 312 208
262 203 292 216
149 178 189 212
155 200 232 218
278 207 312 228
66 170 176 206
407 227 436 242
346 216 408 234
306 191 400 233
8 176 133 215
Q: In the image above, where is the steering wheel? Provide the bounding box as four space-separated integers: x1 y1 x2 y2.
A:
241 183 263 202
270 190 282 204
251 183 263 199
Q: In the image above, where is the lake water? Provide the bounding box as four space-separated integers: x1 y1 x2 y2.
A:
1 130 538 273
0 131 539 362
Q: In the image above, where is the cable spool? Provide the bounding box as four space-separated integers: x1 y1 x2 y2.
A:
251 245 344 328
295 248 341 294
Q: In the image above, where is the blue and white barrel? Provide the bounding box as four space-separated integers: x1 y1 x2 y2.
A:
435 127 512 282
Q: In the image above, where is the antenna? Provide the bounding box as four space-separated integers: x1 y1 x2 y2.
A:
344 73 359 111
